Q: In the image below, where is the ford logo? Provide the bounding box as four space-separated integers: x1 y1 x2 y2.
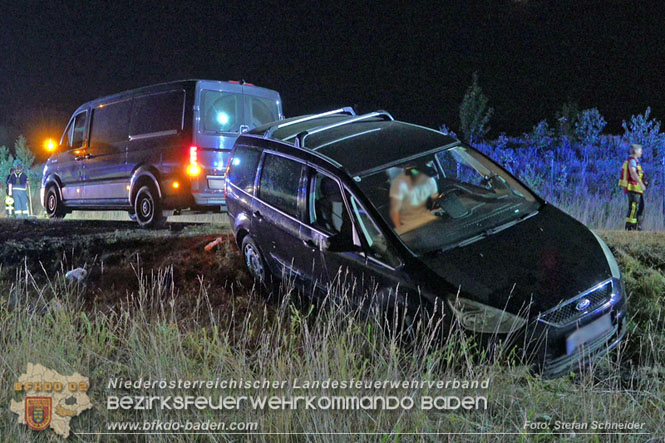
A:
576 298 591 311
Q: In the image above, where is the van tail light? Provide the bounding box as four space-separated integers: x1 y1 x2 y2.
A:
186 145 201 176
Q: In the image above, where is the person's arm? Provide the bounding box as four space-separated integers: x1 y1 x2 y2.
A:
428 177 440 200
389 179 405 228
629 165 647 192
390 197 402 228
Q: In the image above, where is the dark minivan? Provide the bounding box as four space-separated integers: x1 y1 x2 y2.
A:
224 108 627 378
42 79 282 227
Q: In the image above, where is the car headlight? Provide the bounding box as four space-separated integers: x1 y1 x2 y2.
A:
446 296 528 334
591 232 621 279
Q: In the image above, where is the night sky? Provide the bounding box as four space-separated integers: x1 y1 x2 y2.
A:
3 0 665 158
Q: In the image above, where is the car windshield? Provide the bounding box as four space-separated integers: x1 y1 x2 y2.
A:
357 144 541 255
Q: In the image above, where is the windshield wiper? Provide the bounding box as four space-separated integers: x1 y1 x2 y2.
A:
432 209 540 255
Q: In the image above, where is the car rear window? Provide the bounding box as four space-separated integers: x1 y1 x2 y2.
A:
258 154 302 217
129 90 184 136
228 146 261 194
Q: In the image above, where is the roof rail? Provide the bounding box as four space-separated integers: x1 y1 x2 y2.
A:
293 110 394 149
264 107 356 138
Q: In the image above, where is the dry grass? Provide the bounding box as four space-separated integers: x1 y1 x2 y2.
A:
0 223 663 440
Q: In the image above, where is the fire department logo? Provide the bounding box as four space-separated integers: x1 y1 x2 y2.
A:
10 363 92 438
25 397 52 431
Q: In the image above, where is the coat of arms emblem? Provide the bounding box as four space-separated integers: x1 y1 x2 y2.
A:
25 397 52 431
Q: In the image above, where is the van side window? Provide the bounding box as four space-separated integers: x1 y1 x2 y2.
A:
247 96 279 127
309 173 351 237
348 194 400 267
60 119 74 149
201 90 242 133
71 112 88 149
90 100 131 149
258 154 302 217
228 146 261 194
130 90 184 136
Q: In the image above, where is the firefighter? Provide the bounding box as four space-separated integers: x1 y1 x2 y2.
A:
7 163 29 219
618 143 647 230
4 167 15 217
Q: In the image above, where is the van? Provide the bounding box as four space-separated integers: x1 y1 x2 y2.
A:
41 79 283 227
225 108 627 378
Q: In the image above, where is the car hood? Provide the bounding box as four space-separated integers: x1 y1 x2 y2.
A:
422 204 612 317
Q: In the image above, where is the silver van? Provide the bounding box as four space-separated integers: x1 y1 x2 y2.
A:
41 79 283 227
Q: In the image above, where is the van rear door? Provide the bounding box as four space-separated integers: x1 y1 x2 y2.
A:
193 82 246 202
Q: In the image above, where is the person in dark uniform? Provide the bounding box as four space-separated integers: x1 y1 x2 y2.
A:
5 167 15 217
7 163 29 218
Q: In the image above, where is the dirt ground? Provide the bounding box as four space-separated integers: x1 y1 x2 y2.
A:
0 218 255 317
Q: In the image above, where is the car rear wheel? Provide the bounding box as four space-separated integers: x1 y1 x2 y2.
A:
241 235 270 285
134 185 165 228
45 185 67 219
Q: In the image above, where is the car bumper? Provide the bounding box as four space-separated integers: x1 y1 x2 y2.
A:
534 278 628 379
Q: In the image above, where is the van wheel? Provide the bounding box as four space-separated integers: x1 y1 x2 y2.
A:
45 185 67 219
134 185 165 228
242 236 270 285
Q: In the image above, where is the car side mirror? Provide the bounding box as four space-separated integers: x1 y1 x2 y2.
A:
324 233 362 253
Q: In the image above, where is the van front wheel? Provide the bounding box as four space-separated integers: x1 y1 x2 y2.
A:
45 185 67 219
134 185 165 228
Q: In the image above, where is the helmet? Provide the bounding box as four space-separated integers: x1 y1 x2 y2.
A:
5 195 14 205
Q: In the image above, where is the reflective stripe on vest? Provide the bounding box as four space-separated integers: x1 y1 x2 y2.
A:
619 157 644 193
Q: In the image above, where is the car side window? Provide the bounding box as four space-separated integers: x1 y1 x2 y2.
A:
309 172 352 237
348 193 401 268
71 112 88 149
228 146 262 194
258 154 302 217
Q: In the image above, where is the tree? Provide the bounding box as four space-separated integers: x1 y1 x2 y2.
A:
13 135 40 186
14 135 35 169
0 145 14 179
622 107 665 161
459 72 493 143
555 101 580 140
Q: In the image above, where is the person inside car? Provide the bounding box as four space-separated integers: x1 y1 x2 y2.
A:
389 164 439 234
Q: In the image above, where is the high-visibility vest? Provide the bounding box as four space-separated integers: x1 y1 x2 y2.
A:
619 156 644 194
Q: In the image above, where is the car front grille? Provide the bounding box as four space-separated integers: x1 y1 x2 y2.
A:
539 280 613 327
541 317 623 378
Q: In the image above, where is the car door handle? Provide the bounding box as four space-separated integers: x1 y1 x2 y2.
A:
303 239 318 250
253 210 263 220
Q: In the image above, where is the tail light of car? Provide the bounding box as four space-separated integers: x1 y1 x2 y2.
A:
223 153 233 200
186 145 201 177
